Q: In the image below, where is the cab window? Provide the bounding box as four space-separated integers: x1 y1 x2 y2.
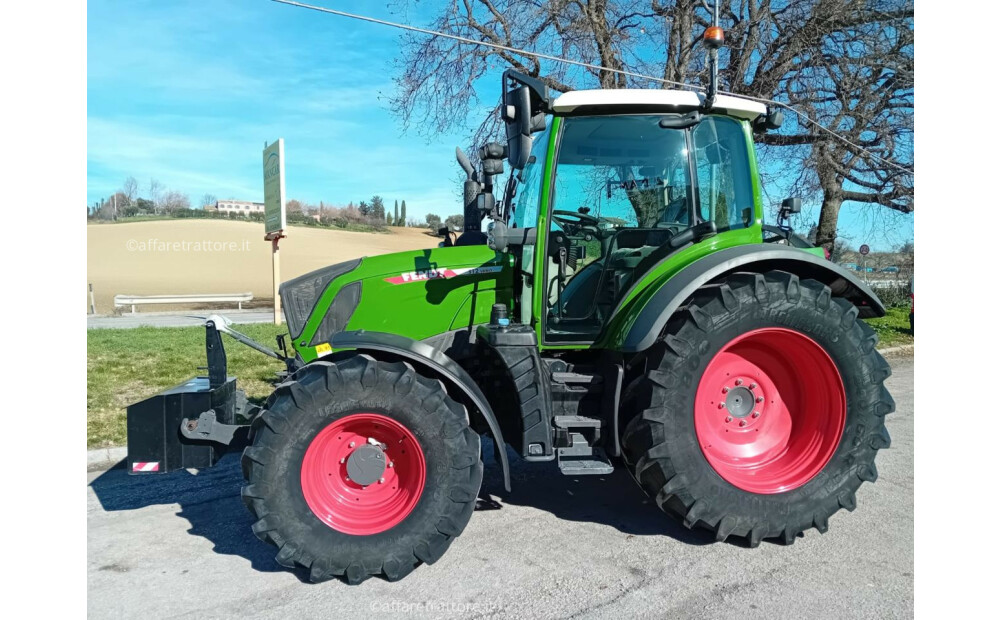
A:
542 114 753 343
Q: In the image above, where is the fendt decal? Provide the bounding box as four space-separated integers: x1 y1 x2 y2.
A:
383 265 502 285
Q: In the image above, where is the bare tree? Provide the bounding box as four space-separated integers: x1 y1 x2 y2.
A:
161 190 190 213
122 176 138 206
148 178 164 214
390 0 913 251
742 1 914 250
200 193 217 209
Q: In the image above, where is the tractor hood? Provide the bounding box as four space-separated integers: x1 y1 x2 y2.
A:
280 245 512 361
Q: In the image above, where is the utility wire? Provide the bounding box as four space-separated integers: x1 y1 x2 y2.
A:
271 0 913 177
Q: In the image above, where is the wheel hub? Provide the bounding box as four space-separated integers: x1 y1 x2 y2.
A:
345 443 387 486
724 385 756 418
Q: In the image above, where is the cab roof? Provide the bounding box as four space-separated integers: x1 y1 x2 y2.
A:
550 89 768 121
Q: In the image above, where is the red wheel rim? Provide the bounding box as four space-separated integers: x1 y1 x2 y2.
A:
300 413 426 535
694 328 846 494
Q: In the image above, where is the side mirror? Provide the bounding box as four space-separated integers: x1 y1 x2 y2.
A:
780 197 801 215
503 86 533 169
765 108 784 129
501 79 547 170
753 107 784 133
777 197 801 233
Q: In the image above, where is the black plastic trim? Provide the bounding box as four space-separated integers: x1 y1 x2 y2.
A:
308 281 361 346
329 330 512 492
621 244 886 353
280 258 361 341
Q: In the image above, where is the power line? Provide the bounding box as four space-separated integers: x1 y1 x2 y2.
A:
270 0 913 177
271 0 694 89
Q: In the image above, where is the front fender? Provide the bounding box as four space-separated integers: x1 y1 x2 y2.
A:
329 330 511 492
618 245 885 353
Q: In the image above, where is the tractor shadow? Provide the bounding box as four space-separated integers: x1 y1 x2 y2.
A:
88 437 710 579
478 438 713 546
88 454 299 579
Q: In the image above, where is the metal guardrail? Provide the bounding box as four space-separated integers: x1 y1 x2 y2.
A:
114 292 254 313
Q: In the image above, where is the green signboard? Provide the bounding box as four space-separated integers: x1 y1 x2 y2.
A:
263 139 286 235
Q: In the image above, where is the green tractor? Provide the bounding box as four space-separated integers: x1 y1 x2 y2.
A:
125 70 892 585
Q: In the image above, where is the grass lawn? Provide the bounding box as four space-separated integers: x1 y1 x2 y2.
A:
87 323 287 448
865 304 914 348
86 307 914 448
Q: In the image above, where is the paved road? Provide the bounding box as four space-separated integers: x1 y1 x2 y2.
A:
87 310 274 329
87 357 913 619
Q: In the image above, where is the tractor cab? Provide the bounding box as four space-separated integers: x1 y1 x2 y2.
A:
487 71 778 345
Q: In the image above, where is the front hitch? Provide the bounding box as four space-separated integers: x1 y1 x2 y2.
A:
125 317 271 475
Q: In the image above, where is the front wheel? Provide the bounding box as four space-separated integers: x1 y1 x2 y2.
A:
241 355 483 583
622 271 894 546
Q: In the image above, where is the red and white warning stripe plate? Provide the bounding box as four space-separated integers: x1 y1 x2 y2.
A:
383 265 502 285
131 461 160 472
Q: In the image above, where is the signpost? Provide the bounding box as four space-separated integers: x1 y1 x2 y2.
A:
859 244 870 284
263 139 287 325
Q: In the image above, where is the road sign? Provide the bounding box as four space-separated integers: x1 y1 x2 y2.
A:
263 139 286 236
859 244 870 256
263 139 287 325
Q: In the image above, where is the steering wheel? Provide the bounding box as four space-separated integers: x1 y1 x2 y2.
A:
552 210 601 228
552 210 604 239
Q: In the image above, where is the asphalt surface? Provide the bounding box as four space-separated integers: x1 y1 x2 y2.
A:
87 357 914 619
87 310 273 329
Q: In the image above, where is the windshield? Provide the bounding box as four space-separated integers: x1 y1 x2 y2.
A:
552 114 753 232
554 115 691 228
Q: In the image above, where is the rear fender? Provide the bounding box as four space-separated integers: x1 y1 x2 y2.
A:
619 245 885 353
328 330 511 492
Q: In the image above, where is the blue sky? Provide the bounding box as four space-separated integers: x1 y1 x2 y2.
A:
87 0 471 218
87 0 912 250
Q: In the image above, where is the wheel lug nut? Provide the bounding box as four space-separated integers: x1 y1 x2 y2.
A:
379 478 385 484
718 403 725 409
756 396 764 403
752 411 760 418
388 462 394 468
722 387 729 393
349 441 355 448
340 457 345 464
750 383 757 389
739 420 747 427
725 416 732 422
735 379 743 386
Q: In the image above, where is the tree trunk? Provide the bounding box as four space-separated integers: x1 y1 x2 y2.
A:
815 191 842 254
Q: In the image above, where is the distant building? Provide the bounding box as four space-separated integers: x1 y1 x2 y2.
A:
213 200 264 214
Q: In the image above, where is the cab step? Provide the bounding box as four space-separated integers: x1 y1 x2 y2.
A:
557 431 614 476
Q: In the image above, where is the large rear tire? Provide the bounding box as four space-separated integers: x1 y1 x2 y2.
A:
241 354 483 583
621 270 894 546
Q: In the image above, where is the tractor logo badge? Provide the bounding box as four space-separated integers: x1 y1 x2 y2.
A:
383 266 502 285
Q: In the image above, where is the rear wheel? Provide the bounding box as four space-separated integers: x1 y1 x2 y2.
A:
241 354 483 583
622 271 894 545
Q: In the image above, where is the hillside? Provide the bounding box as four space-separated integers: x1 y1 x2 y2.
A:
86 219 438 313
